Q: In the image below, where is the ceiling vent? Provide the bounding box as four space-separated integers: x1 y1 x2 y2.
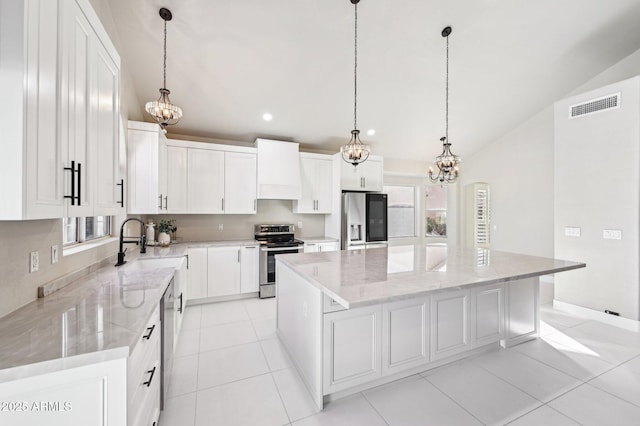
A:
569 93 620 119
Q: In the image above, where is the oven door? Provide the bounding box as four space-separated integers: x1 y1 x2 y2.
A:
259 246 303 285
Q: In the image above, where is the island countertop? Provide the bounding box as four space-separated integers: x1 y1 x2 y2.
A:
276 244 585 309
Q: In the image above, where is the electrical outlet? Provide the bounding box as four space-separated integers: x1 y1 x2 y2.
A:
217 223 224 231
51 245 59 264
603 229 622 240
30 251 39 273
564 227 581 237
297 221 303 229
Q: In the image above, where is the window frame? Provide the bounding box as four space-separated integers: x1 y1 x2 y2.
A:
63 216 112 247
384 184 419 239
425 184 448 239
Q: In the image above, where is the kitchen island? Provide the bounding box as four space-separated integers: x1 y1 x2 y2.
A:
275 244 585 410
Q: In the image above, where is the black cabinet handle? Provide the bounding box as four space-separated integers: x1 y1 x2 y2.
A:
76 162 82 206
117 178 124 208
143 366 156 387
64 161 79 205
185 254 189 269
178 293 183 313
158 194 163 209
143 324 155 340
164 195 168 210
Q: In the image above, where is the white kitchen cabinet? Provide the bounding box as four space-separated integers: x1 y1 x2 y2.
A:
187 248 208 300
430 289 470 361
505 277 539 347
173 256 188 346
225 151 257 214
294 153 333 214
470 283 504 348
323 305 382 394
207 246 241 297
304 240 339 253
339 155 384 192
127 121 168 214
165 145 188 213
381 297 430 375
0 0 121 220
256 139 301 200
240 245 259 293
128 305 161 426
304 243 319 253
188 148 224 213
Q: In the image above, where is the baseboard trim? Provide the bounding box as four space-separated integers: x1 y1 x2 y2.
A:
553 300 640 332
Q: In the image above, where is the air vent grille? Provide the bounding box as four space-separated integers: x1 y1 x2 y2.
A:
569 93 620 119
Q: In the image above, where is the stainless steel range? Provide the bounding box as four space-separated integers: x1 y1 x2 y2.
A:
255 224 304 298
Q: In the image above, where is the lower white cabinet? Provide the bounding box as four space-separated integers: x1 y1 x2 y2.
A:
430 289 470 361
187 244 260 301
505 277 539 346
323 305 382 394
173 257 188 348
304 241 339 253
128 305 161 426
382 297 430 375
471 283 504 348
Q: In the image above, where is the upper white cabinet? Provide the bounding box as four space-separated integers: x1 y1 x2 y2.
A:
294 153 333 214
339 155 383 192
256 139 301 200
225 152 257 214
187 148 223 213
0 0 121 220
165 145 188 213
127 121 168 214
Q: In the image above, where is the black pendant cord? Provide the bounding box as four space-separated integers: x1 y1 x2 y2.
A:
445 31 449 143
163 19 167 90
353 2 358 131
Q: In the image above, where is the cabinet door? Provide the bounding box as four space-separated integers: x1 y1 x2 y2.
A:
340 160 363 191
62 0 94 218
318 242 338 252
430 289 470 361
225 152 257 214
187 248 207 300
382 297 429 375
187 148 224 213
207 246 241 297
314 158 334 213
294 156 316 213
361 159 383 191
165 146 187 213
323 305 382 394
24 0 65 219
471 283 504 348
93 40 120 216
505 277 539 347
127 127 160 214
304 243 319 253
240 245 259 293
174 257 188 345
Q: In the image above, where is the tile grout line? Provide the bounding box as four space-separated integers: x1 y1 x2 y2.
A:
360 391 391 426
419 373 488 426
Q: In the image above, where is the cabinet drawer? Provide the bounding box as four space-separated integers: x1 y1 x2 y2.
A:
128 305 160 397
130 356 161 426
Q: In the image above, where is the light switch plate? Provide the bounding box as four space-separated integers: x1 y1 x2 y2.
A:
51 245 59 264
30 251 39 273
217 223 223 231
564 227 581 237
603 229 622 240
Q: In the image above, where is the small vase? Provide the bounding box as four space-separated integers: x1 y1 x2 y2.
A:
158 232 171 246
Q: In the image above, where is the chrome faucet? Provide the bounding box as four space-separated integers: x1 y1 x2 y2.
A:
115 218 147 266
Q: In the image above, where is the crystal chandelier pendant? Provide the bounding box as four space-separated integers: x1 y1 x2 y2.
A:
341 130 370 166
145 8 182 131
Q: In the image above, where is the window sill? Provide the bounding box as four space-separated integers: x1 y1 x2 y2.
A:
63 236 118 257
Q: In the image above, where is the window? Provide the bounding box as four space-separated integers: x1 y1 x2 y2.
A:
63 216 112 246
426 185 447 237
384 185 416 238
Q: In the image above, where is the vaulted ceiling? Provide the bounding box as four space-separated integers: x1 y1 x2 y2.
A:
108 0 640 160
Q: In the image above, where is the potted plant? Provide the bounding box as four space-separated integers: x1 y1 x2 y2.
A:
157 219 177 246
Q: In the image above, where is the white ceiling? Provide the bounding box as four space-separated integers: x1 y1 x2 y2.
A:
108 0 640 160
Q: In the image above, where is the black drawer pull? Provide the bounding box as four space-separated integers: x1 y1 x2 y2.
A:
143 366 156 387
143 324 155 340
117 178 124 208
178 293 183 314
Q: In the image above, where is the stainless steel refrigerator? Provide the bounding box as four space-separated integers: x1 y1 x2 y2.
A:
341 192 388 250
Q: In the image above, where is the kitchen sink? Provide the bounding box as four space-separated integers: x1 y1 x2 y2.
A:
125 257 184 271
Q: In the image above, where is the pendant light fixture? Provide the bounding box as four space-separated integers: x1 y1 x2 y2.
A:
145 8 183 132
340 0 370 167
429 26 461 184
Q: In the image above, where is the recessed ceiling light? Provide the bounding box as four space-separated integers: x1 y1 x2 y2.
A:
367 129 376 136
262 113 273 122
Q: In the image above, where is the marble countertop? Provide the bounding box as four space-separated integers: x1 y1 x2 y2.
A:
0 254 178 377
298 236 339 243
277 244 586 308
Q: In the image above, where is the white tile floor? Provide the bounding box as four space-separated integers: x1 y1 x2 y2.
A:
160 300 640 426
